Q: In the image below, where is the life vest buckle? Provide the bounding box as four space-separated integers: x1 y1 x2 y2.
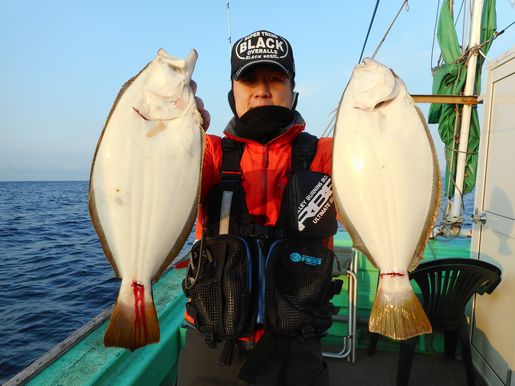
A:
202 326 216 348
239 222 276 239
219 170 242 180
301 325 315 339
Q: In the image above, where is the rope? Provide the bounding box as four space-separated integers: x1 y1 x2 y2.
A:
431 0 466 71
454 20 515 64
461 0 468 54
321 111 337 138
371 0 409 59
431 0 441 70
502 20 515 31
444 146 478 155
477 20 515 56
358 0 381 63
455 0 465 25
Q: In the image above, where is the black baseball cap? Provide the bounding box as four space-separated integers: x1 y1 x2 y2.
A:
231 30 295 81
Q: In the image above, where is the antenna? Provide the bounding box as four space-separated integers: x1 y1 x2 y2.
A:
371 0 409 59
227 1 232 55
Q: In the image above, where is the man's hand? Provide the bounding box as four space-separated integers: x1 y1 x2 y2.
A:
191 80 211 131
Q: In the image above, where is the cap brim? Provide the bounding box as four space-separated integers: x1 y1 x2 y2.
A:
232 60 292 80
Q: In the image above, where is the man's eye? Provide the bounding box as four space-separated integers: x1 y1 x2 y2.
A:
269 76 284 82
240 76 255 83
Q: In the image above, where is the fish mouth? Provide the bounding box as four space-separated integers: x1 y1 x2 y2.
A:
133 107 149 121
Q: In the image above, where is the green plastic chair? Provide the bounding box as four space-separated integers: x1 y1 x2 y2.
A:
368 258 502 386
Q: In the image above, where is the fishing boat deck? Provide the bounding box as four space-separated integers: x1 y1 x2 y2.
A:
325 346 477 386
324 233 480 385
7 233 478 386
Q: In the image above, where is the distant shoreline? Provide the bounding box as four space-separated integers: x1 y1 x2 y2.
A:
1 171 454 184
0 180 89 183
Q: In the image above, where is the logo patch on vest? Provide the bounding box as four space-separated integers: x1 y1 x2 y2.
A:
297 175 334 231
289 252 322 266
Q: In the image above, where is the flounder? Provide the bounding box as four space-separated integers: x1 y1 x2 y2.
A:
332 58 441 339
89 49 203 350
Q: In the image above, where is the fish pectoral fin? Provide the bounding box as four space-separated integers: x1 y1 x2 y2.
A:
146 120 168 138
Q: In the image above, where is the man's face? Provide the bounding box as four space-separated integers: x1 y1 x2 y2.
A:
233 65 293 117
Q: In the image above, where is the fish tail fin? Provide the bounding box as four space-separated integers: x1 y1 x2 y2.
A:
104 281 160 350
369 275 431 340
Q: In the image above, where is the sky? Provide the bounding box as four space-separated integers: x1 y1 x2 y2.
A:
0 0 514 181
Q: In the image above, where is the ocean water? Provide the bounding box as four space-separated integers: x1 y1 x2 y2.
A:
0 181 195 383
0 180 473 383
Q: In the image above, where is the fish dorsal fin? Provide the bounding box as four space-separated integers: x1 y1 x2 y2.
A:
136 49 198 121
351 58 400 111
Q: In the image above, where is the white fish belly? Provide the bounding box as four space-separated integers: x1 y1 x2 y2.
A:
333 63 438 273
91 64 201 284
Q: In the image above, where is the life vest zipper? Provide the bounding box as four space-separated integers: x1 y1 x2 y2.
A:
261 147 269 222
257 147 269 326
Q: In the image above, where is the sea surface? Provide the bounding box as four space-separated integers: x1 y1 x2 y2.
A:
0 181 195 383
0 180 473 383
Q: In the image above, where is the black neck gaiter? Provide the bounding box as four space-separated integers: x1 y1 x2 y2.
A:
234 105 295 144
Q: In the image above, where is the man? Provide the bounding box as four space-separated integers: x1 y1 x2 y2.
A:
177 30 339 386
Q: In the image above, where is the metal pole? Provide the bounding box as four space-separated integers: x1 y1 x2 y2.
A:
448 0 484 221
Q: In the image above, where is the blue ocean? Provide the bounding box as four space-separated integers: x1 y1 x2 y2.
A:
0 181 195 383
0 180 473 383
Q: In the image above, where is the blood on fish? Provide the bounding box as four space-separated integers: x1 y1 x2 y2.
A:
132 281 148 341
92 49 201 350
333 58 439 340
380 272 406 278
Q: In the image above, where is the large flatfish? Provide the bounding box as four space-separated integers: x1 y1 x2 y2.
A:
332 58 441 340
89 49 203 350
